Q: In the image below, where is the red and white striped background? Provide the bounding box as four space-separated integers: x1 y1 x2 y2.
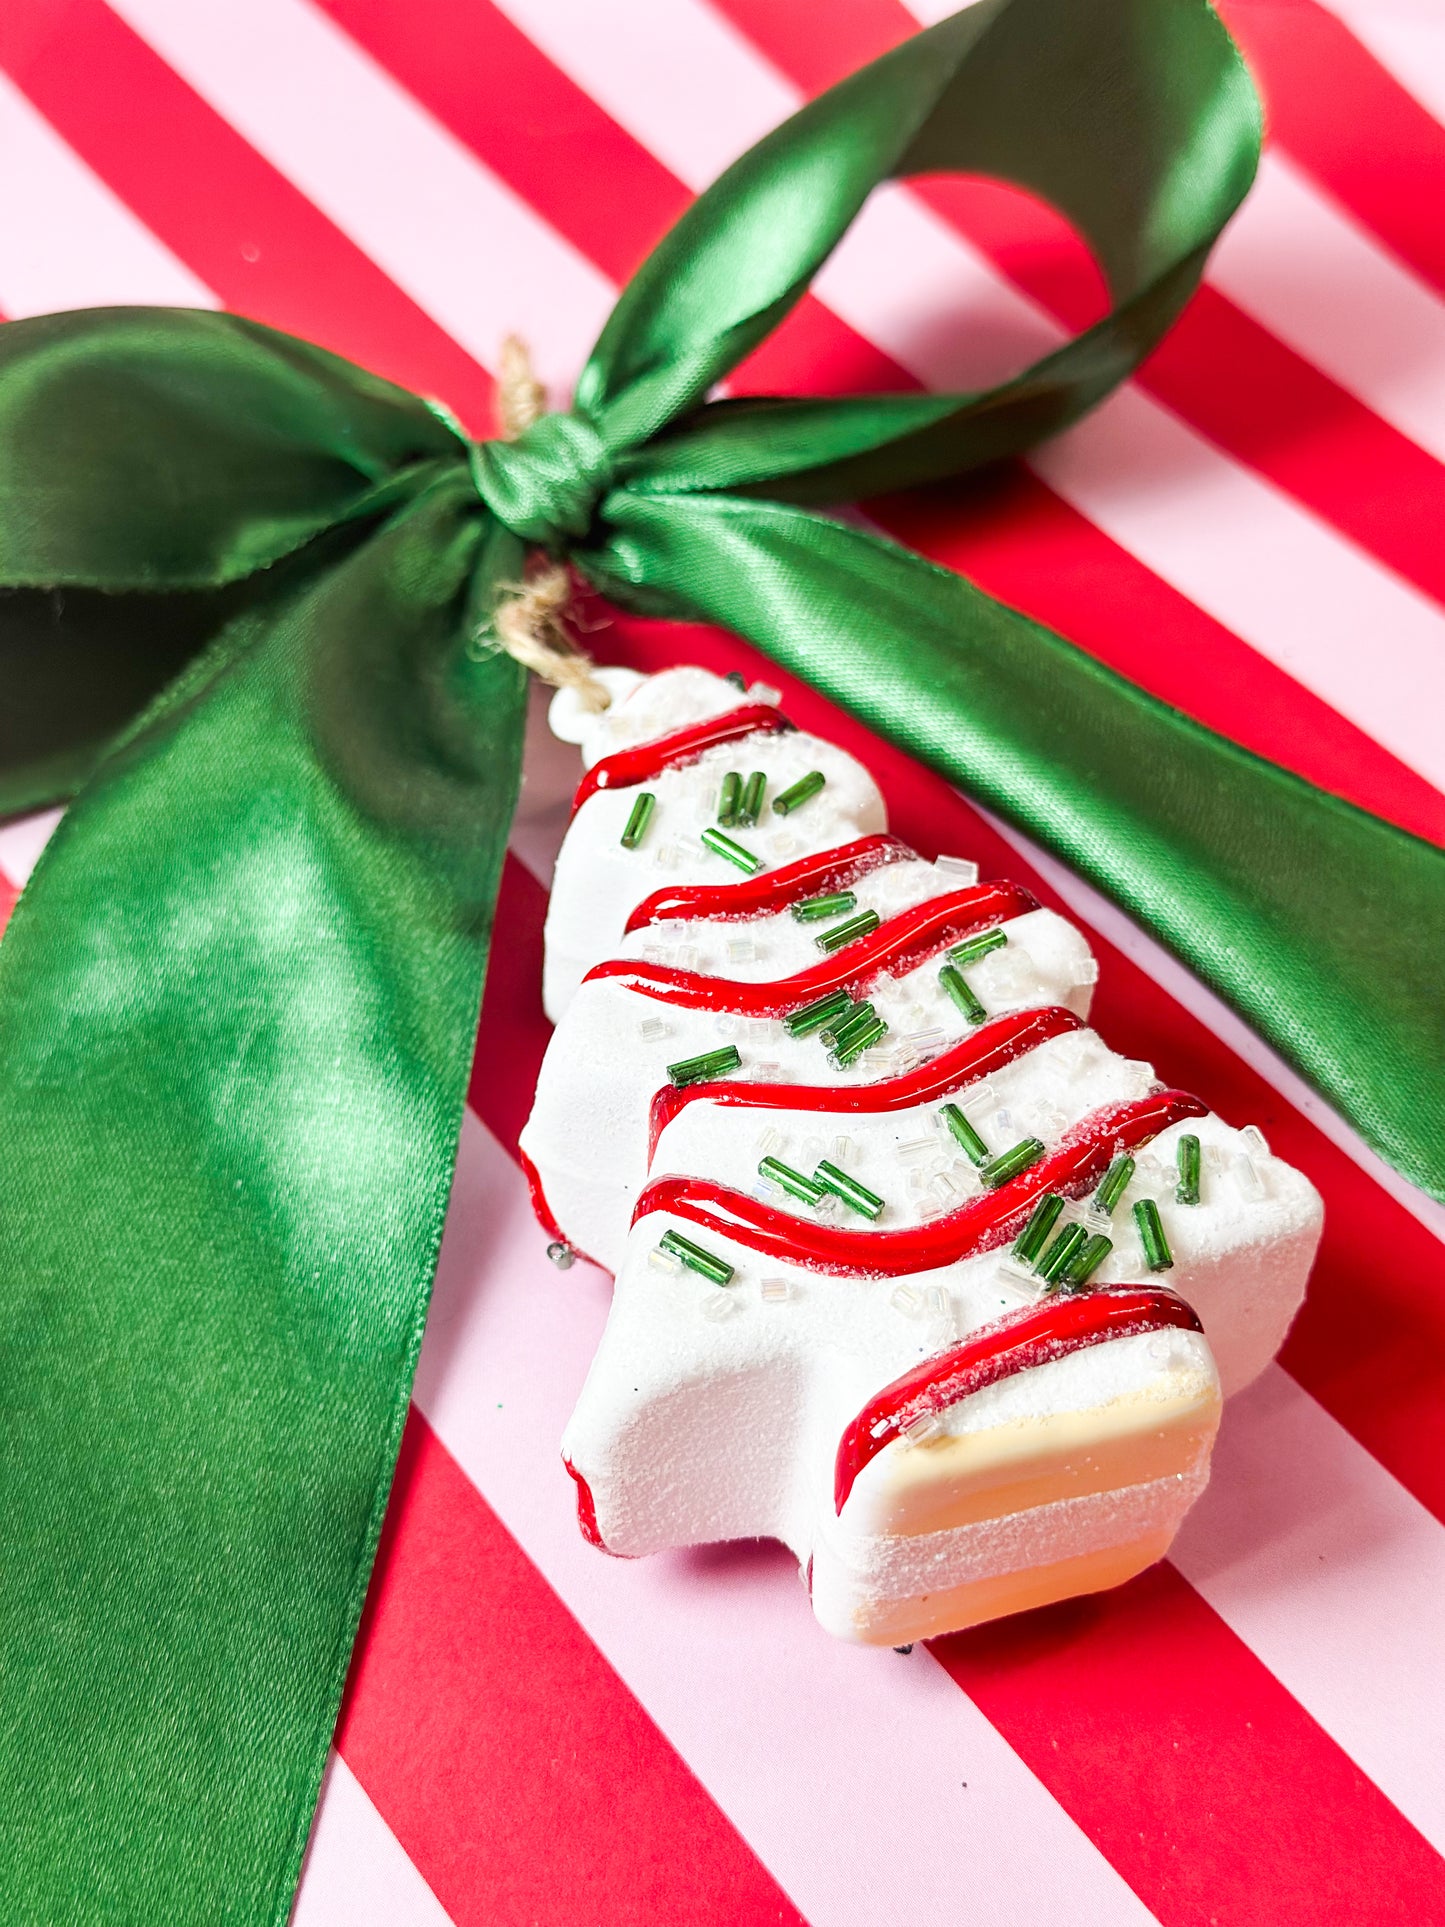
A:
2 1 1444 1919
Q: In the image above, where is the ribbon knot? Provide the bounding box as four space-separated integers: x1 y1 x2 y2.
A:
468 408 615 550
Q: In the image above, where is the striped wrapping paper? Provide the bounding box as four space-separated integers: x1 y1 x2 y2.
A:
1 0 1444 1919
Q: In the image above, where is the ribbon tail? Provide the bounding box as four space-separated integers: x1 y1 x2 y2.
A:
0 473 526 1919
588 490 1445 1203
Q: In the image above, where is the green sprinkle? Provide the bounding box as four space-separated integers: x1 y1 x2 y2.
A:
717 772 741 827
759 1156 825 1206
724 670 748 691
792 890 858 924
773 770 826 816
1176 1134 1202 1206
815 909 880 953
784 989 851 1038
979 1137 1046 1189
701 826 761 874
660 1229 735 1286
1012 1192 1065 1264
1063 1232 1113 1290
666 1044 742 1089
814 1158 884 1220
829 1016 888 1068
1134 1197 1174 1271
820 1001 876 1049
1037 1221 1088 1287
939 963 987 1024
948 928 1007 969
738 771 767 828
1093 1154 1135 1216
620 791 656 850
940 1101 989 1166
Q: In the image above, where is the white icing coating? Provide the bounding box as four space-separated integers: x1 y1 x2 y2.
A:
527 665 1323 1645
541 666 887 1020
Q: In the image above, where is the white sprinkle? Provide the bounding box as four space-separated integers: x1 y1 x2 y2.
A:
648 1247 682 1275
759 1276 792 1305
1124 1060 1157 1098
1071 957 1101 987
753 1060 784 1080
768 832 799 858
1084 1207 1113 1237
960 1080 997 1120
993 1107 1015 1134
752 1177 783 1202
748 682 783 705
1242 1124 1271 1157
903 1411 944 1446
674 944 699 971
831 1134 855 1167
934 855 979 885
802 1135 825 1163
1203 1143 1226 1171
701 1290 737 1322
755 1126 785 1157
930 1170 960 1201
651 842 682 871
997 1254 1039 1292
905 1027 947 1058
1232 1151 1267 1202
890 1283 923 1317
637 1018 671 1042
925 1285 952 1320
898 1137 938 1164
713 1014 741 1039
812 1192 840 1219
916 1196 947 1219
726 937 759 965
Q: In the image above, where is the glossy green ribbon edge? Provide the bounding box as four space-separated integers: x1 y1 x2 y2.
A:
0 1 1438 1918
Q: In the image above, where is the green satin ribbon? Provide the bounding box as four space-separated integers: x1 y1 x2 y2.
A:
1 0 1440 1916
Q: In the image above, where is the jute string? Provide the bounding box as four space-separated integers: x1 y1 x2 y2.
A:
488 336 611 712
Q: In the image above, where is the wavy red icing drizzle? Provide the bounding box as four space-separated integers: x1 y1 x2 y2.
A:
634 1088 1206 1276
625 833 912 932
648 1006 1082 1160
587 881 1037 1015
833 1286 1203 1515
519 1147 566 1243
571 704 791 812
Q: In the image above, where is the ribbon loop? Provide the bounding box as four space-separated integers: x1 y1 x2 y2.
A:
469 409 614 549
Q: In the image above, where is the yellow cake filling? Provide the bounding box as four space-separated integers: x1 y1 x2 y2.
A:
844 1376 1221 1540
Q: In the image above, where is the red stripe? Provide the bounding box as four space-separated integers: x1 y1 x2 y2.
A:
572 704 789 810
587 881 1035 1013
648 1005 1082 1156
714 0 1445 616
626 832 911 931
0 0 495 426
467 854 552 1160
0 867 18 937
836 1285 1203 1513
1221 0 1445 301
337 1412 808 1927
639 1090 1207 1277
934 1560 1445 1926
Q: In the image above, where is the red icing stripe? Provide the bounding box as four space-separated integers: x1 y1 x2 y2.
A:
624 832 912 931
563 1455 620 1555
636 1088 1206 1276
648 1005 1082 1160
571 704 790 812
834 1285 1202 1514
588 880 1036 1015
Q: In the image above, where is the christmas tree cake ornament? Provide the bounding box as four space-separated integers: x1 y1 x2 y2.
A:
524 669 1322 1641
0 0 1439 1916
